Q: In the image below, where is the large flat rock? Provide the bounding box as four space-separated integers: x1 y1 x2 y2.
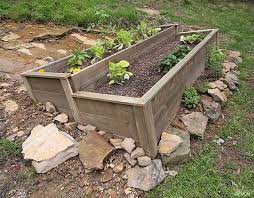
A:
126 159 166 191
180 112 208 138
22 123 78 173
79 131 114 170
162 127 191 166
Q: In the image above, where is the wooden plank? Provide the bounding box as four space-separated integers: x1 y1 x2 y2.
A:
75 97 134 120
22 72 71 79
21 75 38 103
61 78 81 121
29 77 65 94
133 102 158 158
33 90 70 110
78 111 139 141
73 91 142 106
71 26 178 89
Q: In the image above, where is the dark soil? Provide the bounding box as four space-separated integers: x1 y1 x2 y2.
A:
81 39 185 97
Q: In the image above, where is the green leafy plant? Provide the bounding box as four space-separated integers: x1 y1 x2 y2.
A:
107 60 133 85
180 34 204 44
103 39 116 51
160 45 191 72
68 49 90 73
206 47 225 79
90 41 105 62
136 21 161 40
182 87 200 108
116 29 134 49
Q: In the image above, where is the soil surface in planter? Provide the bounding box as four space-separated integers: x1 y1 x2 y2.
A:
81 39 197 97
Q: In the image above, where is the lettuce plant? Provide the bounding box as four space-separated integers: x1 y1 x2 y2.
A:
91 41 105 62
116 29 134 49
136 21 161 40
107 60 133 85
68 49 89 74
180 34 204 44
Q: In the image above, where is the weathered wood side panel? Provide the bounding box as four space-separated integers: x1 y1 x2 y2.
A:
75 98 140 141
72 26 178 90
151 31 217 140
28 77 65 94
24 77 72 116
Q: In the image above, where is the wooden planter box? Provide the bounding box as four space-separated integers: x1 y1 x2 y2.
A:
21 25 178 120
22 27 218 158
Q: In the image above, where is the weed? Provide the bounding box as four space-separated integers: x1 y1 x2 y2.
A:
182 87 200 108
0 140 22 163
206 47 225 79
195 81 210 93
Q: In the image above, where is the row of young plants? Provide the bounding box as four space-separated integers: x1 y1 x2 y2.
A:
66 21 162 74
107 33 205 85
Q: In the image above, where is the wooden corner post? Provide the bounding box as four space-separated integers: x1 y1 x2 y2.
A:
60 78 81 122
133 101 158 158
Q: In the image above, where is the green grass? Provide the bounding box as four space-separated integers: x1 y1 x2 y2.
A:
0 140 22 163
0 0 141 28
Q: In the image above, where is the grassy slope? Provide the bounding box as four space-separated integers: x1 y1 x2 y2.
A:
143 0 254 197
0 0 140 27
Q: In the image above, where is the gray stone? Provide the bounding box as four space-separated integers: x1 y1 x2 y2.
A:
226 51 242 64
202 99 222 123
222 61 236 72
3 100 18 114
45 102 57 113
124 153 137 166
64 122 78 130
131 147 145 159
35 59 49 66
180 112 208 138
162 127 191 166
121 138 136 153
109 138 123 149
22 123 78 173
1 32 20 42
79 131 114 170
54 113 68 124
77 124 96 133
158 132 183 156
0 83 11 88
126 159 166 191
225 71 239 85
208 88 227 103
137 156 151 167
214 80 227 91
113 163 124 173
17 48 33 56
223 77 237 91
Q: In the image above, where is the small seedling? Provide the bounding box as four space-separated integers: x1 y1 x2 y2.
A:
0 140 22 163
91 41 105 63
38 69 45 73
160 45 191 72
135 21 161 40
116 29 134 49
107 60 133 85
182 87 199 108
180 34 204 44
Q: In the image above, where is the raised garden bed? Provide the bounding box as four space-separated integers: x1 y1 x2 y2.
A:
22 26 218 158
21 25 177 120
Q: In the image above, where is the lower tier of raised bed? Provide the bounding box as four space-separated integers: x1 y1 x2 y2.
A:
71 29 218 158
